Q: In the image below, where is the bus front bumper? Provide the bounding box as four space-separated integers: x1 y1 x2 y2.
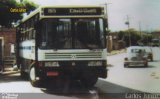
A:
36 66 107 80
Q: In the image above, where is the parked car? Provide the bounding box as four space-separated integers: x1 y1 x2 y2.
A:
143 47 153 61
124 46 148 67
151 39 160 47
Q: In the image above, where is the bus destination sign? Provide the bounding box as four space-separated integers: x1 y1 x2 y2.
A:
43 7 103 16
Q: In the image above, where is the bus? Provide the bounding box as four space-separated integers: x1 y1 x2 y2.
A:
16 6 108 88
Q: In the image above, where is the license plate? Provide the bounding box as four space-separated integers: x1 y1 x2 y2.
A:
47 72 59 76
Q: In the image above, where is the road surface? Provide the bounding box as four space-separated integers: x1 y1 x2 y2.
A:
106 53 160 93
0 72 140 99
0 52 160 99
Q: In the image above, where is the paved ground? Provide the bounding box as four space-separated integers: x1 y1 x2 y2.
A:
1 52 160 99
106 53 160 93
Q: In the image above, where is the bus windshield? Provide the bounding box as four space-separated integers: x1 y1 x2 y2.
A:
38 18 105 49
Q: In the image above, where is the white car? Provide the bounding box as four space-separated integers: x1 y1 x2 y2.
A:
124 46 148 67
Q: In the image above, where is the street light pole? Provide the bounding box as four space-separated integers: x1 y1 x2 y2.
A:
101 3 112 52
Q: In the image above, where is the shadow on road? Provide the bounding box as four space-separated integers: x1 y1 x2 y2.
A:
122 63 156 68
124 65 155 68
41 79 142 99
0 73 143 99
0 73 27 83
147 65 156 68
41 80 88 94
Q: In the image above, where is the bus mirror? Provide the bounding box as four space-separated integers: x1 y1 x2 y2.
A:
105 28 110 35
106 28 110 33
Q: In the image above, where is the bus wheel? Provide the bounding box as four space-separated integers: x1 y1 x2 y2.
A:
29 66 40 87
144 62 148 67
20 65 28 80
124 63 128 68
20 70 28 80
80 72 98 88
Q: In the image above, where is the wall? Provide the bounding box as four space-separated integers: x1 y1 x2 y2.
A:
0 28 16 57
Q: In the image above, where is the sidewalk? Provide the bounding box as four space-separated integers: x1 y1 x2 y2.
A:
0 67 20 76
107 49 126 56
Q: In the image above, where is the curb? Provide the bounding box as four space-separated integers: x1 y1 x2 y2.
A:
0 70 20 76
3 71 20 75
107 49 126 56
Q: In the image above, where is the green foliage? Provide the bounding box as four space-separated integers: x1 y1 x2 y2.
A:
140 33 152 45
117 29 152 46
0 0 38 28
22 0 38 14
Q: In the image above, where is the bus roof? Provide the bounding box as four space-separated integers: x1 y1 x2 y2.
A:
21 8 40 23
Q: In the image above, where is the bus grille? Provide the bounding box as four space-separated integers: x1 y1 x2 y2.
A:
45 52 102 60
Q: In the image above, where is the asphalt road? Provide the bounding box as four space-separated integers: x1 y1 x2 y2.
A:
1 52 160 99
0 73 140 99
107 53 160 93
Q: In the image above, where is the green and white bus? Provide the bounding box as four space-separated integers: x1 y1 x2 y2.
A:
16 5 108 88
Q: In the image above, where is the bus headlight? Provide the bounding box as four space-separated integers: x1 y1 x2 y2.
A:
45 62 59 67
88 61 102 66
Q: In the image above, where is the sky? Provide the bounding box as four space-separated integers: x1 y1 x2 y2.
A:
27 0 160 32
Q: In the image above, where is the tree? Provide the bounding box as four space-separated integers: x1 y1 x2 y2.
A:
140 33 152 46
22 0 38 14
118 29 153 46
117 29 151 47
0 0 38 28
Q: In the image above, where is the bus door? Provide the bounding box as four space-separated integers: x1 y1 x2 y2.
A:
0 39 3 71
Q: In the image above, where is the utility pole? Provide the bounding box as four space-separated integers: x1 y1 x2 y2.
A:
102 3 112 52
125 15 131 46
139 21 142 39
103 3 112 30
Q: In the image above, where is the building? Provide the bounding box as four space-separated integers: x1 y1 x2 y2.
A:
0 27 16 71
107 32 126 52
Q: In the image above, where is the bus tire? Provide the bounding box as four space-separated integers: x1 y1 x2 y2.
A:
20 65 28 80
144 62 148 67
29 66 40 87
20 70 28 80
124 63 128 68
80 72 98 88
